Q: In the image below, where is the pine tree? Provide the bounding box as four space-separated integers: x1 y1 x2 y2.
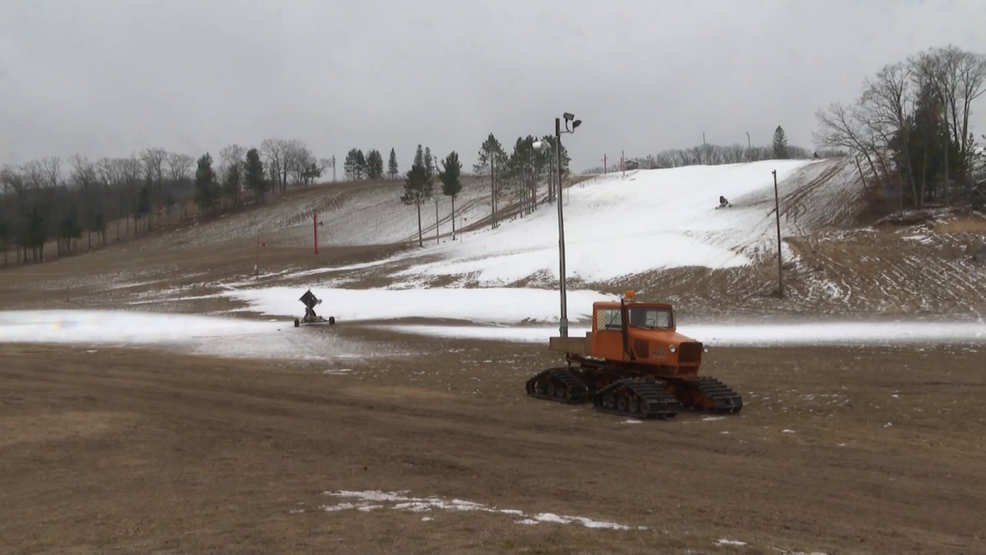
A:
476 134 505 228
387 148 399 179
92 213 106 246
27 206 47 262
365 149 384 180
424 147 434 177
194 152 218 214
772 126 789 159
244 148 268 204
344 148 368 180
439 151 463 239
400 161 433 247
356 150 367 179
0 218 8 267
413 145 424 168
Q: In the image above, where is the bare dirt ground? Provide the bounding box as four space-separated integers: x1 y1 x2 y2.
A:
3 167 986 554
2 335 984 554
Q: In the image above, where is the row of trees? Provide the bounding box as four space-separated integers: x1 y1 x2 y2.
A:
395 132 573 245
400 145 463 246
342 147 437 182
814 45 986 211
472 133 571 229
583 126 816 174
0 138 326 266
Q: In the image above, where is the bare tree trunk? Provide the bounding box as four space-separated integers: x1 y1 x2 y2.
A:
416 202 423 247
943 128 950 205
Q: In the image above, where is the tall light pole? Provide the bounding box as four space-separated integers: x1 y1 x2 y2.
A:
746 132 751 149
535 112 581 338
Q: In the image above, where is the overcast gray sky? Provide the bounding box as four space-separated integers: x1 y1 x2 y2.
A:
2 0 984 172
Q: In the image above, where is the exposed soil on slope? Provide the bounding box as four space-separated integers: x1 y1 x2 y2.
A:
2 338 984 554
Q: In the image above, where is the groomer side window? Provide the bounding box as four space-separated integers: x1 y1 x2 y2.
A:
596 308 622 331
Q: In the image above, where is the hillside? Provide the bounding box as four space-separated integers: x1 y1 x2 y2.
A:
3 155 984 322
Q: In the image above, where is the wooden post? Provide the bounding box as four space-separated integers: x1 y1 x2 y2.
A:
313 212 318 255
773 169 783 298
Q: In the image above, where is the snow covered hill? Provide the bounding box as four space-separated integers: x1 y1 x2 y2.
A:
388 157 864 286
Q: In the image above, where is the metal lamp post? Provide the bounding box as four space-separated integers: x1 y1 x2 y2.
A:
534 112 581 338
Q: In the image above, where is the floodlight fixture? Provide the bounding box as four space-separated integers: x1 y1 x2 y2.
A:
563 112 575 121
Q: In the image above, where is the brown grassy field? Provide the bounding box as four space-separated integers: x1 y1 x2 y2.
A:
2 333 985 554
3 164 986 553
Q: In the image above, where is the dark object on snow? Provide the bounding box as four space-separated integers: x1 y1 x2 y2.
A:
294 289 335 327
974 246 986 264
716 195 731 209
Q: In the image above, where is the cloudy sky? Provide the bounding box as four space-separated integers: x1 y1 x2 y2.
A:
1 0 984 172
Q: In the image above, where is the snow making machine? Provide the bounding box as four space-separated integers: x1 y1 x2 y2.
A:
294 289 335 327
525 290 742 419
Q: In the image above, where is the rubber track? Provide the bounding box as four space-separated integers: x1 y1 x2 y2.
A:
677 377 743 414
525 367 591 404
593 378 681 419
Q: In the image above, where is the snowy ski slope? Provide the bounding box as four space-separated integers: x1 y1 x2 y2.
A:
394 158 861 285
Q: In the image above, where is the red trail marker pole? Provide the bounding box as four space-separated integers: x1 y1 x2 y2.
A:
255 234 260 278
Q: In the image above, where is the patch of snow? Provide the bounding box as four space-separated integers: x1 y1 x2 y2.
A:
0 309 372 361
373 318 986 346
224 286 618 324
622 419 643 424
393 160 821 284
715 538 748 546
319 489 644 531
782 429 796 434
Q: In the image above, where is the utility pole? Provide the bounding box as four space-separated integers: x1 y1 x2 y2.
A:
555 117 568 338
435 197 440 245
772 169 783 298
746 132 751 149
603 154 607 175
332 156 336 182
490 145 497 230
313 211 319 255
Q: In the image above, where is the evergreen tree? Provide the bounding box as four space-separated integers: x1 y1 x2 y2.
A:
356 150 367 179
424 147 434 177
59 213 83 255
92 213 106 246
0 218 8 267
413 144 424 168
26 206 46 262
772 126 789 159
344 148 368 180
244 148 268 204
365 149 384 180
400 161 433 247
387 148 399 179
475 134 506 228
137 183 153 230
222 162 241 207
194 152 218 213
439 151 463 239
